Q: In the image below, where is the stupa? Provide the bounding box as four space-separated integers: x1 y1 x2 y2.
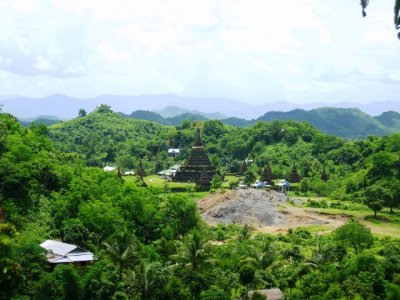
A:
136 159 147 178
287 162 301 183
173 127 215 187
261 161 274 185
239 160 248 175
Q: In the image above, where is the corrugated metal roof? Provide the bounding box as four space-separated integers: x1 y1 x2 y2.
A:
41 240 77 256
40 240 94 264
68 254 94 262
103 166 116 172
49 257 73 263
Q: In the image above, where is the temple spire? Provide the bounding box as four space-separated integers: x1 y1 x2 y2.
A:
193 127 203 147
288 161 301 183
173 127 215 188
261 160 273 185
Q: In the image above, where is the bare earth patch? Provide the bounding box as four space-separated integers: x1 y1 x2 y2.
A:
198 189 349 234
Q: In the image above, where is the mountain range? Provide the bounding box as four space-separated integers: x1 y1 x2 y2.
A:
2 93 400 119
121 107 400 139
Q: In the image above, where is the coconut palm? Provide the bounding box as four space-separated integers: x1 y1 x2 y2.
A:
103 232 140 281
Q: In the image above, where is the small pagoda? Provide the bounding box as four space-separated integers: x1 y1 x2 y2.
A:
173 127 215 187
287 162 301 183
136 159 147 178
261 161 274 185
239 160 248 175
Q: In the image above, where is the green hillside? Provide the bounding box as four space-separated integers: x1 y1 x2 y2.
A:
120 110 170 125
124 107 398 138
49 104 173 167
258 107 389 138
374 111 400 131
121 110 208 126
19 115 62 127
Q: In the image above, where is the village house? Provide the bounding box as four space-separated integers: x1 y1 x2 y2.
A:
40 240 94 265
168 148 180 157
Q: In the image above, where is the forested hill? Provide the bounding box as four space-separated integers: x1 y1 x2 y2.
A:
257 108 389 138
122 107 399 139
119 110 208 126
374 111 400 131
49 104 173 167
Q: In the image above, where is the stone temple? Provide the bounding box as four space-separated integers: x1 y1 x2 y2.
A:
287 162 301 183
261 161 274 185
173 127 215 187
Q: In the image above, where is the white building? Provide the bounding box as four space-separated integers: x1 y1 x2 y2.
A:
103 166 116 172
168 148 180 157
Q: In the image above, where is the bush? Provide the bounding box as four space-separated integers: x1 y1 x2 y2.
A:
305 199 328 208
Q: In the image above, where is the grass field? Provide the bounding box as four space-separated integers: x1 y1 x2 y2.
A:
294 195 400 238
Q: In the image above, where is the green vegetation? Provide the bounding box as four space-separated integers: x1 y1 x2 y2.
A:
257 107 389 138
1 105 400 299
123 107 400 139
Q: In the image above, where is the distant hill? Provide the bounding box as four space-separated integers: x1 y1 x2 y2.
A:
156 106 225 119
122 107 400 138
374 111 400 131
221 117 254 127
2 93 400 119
121 110 208 126
0 94 250 119
119 110 170 125
19 115 62 127
167 113 208 125
257 108 389 138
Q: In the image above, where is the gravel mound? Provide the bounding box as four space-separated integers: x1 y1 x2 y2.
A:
199 189 288 227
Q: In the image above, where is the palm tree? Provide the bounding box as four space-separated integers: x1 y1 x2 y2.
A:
103 232 140 281
172 231 212 272
238 224 253 241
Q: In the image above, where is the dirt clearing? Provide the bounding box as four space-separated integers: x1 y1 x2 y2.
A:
198 189 349 234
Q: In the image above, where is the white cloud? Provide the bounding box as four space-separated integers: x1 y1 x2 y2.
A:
33 56 52 70
5 0 40 12
0 0 398 103
98 41 131 63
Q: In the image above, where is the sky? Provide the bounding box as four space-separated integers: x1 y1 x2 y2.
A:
0 0 399 105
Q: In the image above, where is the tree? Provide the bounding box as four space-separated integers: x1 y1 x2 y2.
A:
211 174 223 190
239 264 255 299
361 0 400 38
136 159 147 186
78 109 87 117
383 180 400 213
243 165 258 187
36 264 83 300
334 220 373 254
0 224 22 299
364 183 388 217
178 231 208 272
103 232 140 281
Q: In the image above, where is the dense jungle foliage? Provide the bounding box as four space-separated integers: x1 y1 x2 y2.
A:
1 107 400 299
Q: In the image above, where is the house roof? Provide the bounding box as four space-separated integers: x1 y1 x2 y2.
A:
158 164 181 176
40 240 94 264
277 180 290 187
103 166 116 172
168 148 180 153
